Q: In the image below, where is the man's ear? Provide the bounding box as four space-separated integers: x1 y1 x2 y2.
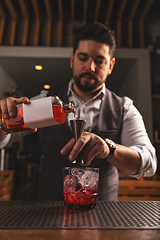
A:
108 57 115 75
70 52 74 68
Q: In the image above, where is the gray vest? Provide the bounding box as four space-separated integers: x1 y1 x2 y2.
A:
38 85 124 201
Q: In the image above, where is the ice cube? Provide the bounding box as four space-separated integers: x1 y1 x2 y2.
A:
79 170 99 187
71 168 85 181
63 174 82 192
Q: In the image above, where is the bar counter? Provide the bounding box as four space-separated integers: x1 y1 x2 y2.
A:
0 201 159 240
0 229 160 240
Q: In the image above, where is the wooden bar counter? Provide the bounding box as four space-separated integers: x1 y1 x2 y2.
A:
0 229 160 240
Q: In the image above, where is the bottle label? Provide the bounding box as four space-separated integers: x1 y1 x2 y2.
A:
23 96 59 128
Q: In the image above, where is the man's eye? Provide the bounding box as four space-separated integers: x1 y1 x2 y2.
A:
95 60 105 65
79 57 87 61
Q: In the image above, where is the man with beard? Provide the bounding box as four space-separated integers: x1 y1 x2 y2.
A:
0 22 157 201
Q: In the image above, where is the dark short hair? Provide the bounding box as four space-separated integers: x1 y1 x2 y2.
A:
73 22 116 58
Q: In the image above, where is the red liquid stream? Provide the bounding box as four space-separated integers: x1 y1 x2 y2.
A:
1 105 66 133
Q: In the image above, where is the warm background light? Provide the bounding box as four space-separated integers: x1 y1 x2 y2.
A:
44 85 50 89
35 65 43 70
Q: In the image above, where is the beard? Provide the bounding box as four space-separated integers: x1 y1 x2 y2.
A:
73 71 103 92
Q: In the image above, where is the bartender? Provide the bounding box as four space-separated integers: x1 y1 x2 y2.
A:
0 22 157 201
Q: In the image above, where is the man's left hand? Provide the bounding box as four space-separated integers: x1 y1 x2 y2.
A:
60 132 110 166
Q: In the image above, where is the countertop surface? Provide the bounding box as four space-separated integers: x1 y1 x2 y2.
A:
0 229 160 240
0 200 159 239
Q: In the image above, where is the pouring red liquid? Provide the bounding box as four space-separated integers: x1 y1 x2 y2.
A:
0 105 68 133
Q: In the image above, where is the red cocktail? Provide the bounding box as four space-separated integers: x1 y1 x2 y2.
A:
63 167 99 211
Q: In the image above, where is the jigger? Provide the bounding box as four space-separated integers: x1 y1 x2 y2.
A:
70 119 86 164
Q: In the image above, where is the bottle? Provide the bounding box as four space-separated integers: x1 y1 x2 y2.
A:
0 96 75 134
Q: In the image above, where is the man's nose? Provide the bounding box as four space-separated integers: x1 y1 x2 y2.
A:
85 60 96 72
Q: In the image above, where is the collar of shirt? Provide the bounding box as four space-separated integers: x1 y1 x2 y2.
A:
67 78 106 132
67 78 105 102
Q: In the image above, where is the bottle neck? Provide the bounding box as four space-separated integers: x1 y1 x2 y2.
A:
64 101 75 114
51 96 75 114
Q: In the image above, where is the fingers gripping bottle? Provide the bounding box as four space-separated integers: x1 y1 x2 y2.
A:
0 96 75 133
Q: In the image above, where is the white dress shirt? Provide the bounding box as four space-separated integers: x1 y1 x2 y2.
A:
67 79 157 179
0 79 157 179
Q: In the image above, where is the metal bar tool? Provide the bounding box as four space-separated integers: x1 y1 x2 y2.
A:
70 119 86 164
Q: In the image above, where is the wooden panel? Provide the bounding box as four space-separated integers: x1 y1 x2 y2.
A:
118 172 160 201
71 0 75 45
44 0 52 46
83 0 88 26
118 196 160 201
5 0 18 45
18 0 30 46
138 0 154 48
58 0 63 46
31 0 41 46
116 0 128 47
0 0 155 47
0 229 160 240
119 180 160 187
0 170 14 201
105 0 114 26
10 20 17 45
94 0 101 22
119 188 160 196
128 0 141 47
0 4 6 44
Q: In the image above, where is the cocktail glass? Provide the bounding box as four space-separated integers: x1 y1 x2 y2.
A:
63 167 99 211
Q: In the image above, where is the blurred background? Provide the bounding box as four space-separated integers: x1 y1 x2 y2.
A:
0 0 160 201
0 0 159 97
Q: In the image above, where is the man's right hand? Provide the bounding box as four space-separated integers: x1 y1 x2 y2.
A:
0 96 31 140
0 96 30 119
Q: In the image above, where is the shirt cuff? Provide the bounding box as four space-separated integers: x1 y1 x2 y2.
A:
0 134 11 149
129 146 157 179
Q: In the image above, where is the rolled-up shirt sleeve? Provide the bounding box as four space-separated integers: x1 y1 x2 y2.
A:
0 134 12 148
0 131 31 149
121 97 157 178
